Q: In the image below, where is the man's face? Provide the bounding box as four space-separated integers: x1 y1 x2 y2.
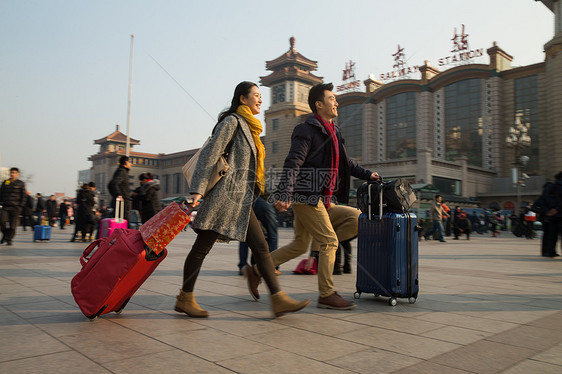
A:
125 160 132 169
10 170 19 180
436 196 442 203
316 90 338 120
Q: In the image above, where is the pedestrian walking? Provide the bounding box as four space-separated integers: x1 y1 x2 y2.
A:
424 195 449 242
59 199 69 229
34 193 46 225
266 82 379 310
0 167 26 246
540 171 562 258
108 155 132 223
179 81 309 318
238 196 279 275
21 190 34 231
137 173 161 223
46 195 58 227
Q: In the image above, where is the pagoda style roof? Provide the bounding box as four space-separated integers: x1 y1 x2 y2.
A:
94 124 140 145
265 37 318 71
260 37 323 86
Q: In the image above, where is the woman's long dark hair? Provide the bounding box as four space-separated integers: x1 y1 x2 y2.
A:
217 81 258 125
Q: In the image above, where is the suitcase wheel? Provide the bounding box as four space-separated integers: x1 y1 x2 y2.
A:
374 294 380 298
388 298 397 306
88 316 98 322
408 297 417 304
353 292 361 299
115 298 131 314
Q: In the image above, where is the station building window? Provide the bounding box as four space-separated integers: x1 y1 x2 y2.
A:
444 78 482 167
386 92 416 160
338 103 363 160
433 176 461 196
514 75 539 176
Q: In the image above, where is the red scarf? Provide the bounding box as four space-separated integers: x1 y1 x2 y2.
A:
315 114 339 208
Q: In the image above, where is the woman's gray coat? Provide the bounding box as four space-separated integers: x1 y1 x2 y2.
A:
189 114 258 241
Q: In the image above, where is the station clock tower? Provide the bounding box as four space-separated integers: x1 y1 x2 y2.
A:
260 37 323 180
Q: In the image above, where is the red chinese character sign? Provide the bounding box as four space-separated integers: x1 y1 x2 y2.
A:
379 44 420 82
337 60 361 93
437 24 484 67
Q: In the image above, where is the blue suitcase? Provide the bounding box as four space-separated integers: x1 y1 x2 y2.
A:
354 183 419 306
33 225 51 242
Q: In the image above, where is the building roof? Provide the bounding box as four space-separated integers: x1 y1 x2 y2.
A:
260 37 323 87
94 124 140 145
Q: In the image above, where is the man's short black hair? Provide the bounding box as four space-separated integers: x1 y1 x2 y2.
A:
435 194 442 200
9 167 19 173
308 83 334 113
119 156 130 166
555 171 562 180
88 181 96 188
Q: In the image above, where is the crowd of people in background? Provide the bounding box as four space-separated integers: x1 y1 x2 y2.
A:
1 162 560 262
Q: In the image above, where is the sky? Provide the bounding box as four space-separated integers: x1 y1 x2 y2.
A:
0 0 555 196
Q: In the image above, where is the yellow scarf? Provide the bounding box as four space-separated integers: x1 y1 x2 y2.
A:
236 105 265 194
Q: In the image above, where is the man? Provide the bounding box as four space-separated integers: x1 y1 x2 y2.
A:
34 193 46 225
541 171 562 258
424 195 449 242
248 83 379 310
0 168 26 245
59 199 69 229
108 155 132 222
22 190 34 231
46 195 58 227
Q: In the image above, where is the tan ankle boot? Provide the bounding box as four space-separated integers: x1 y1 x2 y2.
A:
174 290 209 318
271 291 310 318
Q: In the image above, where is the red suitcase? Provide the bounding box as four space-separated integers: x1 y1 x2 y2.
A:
71 228 167 319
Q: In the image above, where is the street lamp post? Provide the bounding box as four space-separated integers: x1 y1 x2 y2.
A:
505 116 531 211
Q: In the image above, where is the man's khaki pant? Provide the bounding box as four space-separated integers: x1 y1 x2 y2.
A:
270 201 339 298
310 205 361 251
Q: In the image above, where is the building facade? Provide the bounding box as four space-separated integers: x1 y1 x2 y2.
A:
88 125 198 206
259 1 561 211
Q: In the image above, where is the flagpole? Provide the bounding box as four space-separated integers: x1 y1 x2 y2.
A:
126 34 134 157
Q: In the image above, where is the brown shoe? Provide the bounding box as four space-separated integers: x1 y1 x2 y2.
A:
317 291 356 310
174 290 209 318
271 291 310 317
242 265 261 301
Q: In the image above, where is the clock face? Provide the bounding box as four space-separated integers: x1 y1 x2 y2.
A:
273 85 285 104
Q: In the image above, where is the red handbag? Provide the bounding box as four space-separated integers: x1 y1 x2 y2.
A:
293 258 317 275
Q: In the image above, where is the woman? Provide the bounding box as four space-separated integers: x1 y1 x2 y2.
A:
176 81 310 318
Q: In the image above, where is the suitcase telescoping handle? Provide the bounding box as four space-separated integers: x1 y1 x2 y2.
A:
367 178 384 222
115 196 124 223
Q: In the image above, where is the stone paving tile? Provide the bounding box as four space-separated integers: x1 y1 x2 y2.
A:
326 348 422 374
272 311 366 337
430 340 534 374
529 342 562 366
344 311 444 334
158 328 274 362
4 298 77 319
420 325 492 345
486 324 562 351
335 326 462 360
414 311 519 333
394 361 474 373
0 324 71 363
57 323 173 364
0 351 112 374
219 348 351 374
26 312 119 338
184 310 289 337
248 326 368 362
104 349 235 374
500 359 562 373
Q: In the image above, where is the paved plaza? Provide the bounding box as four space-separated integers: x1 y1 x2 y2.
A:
1 226 561 373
